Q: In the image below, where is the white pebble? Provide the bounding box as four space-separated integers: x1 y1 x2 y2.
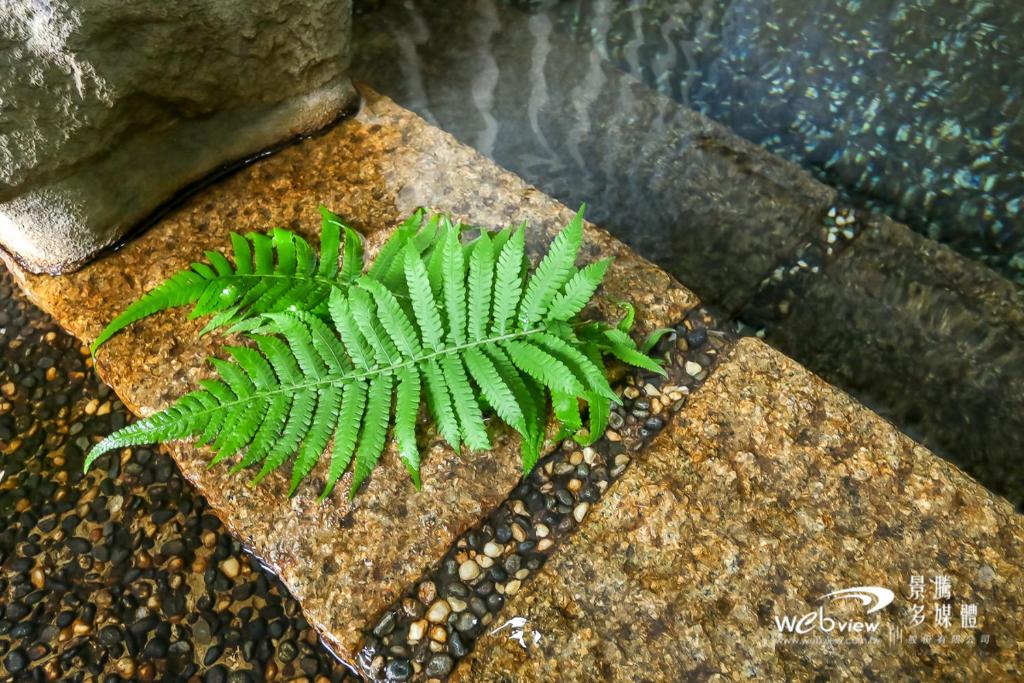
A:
505 579 521 596
483 541 502 558
458 560 481 581
574 503 590 523
408 619 427 642
427 600 451 623
685 361 702 377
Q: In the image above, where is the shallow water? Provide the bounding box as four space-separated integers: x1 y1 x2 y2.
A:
509 0 1024 283
356 0 1024 285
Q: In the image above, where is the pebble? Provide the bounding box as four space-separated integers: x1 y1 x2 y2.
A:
454 612 479 633
4 648 28 673
685 360 702 376
417 581 436 605
574 503 590 523
385 658 411 681
458 559 481 581
0 273 351 682
407 619 427 643
483 541 503 558
425 654 454 677
505 579 521 596
219 557 240 579
426 600 451 623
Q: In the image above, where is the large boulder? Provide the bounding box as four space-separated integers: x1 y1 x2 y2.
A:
0 0 357 273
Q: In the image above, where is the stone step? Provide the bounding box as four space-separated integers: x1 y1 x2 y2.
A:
1 86 697 672
745 215 1024 507
454 338 1024 681
351 0 1024 508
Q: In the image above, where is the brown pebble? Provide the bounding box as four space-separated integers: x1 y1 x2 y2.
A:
31 567 45 589
115 659 136 678
417 581 436 605
45 367 57 381
71 618 92 636
137 662 155 682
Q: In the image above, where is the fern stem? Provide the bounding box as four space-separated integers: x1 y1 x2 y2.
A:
162 326 549 421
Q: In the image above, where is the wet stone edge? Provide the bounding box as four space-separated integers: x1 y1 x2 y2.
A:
736 205 863 336
356 307 735 682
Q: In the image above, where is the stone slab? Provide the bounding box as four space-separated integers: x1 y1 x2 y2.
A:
1 86 698 667
765 216 1024 508
352 0 835 312
456 338 1024 681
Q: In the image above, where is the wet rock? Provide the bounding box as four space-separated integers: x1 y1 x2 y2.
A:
0 0 357 274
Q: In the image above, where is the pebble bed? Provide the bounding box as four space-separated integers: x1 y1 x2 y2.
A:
738 204 863 334
357 307 734 682
0 269 357 682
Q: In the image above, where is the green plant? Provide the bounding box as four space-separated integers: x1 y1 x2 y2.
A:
90 208 469 351
85 208 662 498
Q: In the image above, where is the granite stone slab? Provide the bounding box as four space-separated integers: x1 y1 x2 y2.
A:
765 215 1024 508
1 86 698 667
456 339 1024 681
352 0 835 312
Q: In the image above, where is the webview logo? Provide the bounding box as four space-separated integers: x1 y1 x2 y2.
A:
774 586 895 635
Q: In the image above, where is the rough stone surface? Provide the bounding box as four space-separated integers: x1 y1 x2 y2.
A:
353 0 835 311
456 339 1024 681
1 0 357 274
765 216 1024 508
2 86 698 667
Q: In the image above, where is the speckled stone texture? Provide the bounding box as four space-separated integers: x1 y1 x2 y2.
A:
456 339 1024 682
765 215 1024 508
352 0 836 312
1 86 698 668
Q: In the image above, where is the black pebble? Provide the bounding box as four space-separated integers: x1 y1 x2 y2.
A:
3 648 28 673
143 636 169 658
385 658 411 681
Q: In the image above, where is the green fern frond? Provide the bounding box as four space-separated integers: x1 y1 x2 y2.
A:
90 207 364 353
86 207 664 498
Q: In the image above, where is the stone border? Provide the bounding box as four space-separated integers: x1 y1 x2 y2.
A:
356 308 734 681
736 204 864 334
